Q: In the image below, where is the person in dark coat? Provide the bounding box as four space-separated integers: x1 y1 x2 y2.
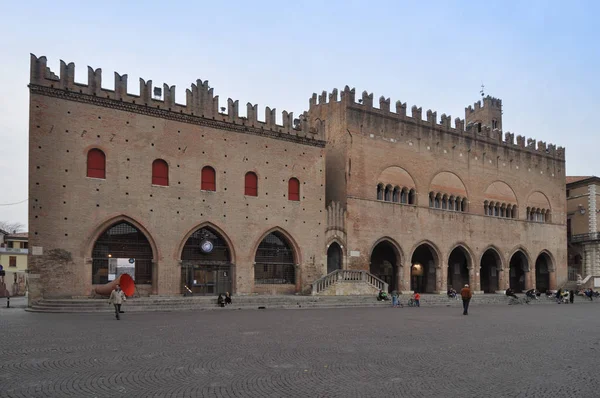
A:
217 293 225 307
460 284 472 315
569 290 574 304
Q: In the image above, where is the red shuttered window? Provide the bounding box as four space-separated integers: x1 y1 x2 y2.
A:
288 178 300 201
152 159 169 186
87 149 106 179
201 166 216 191
245 172 258 196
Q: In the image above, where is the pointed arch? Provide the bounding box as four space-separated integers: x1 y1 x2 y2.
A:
370 237 405 292
85 214 158 260
536 249 556 272
176 221 236 263
478 245 505 269
508 246 532 270
369 236 405 266
447 243 475 268
251 226 302 265
87 215 158 287
409 240 441 265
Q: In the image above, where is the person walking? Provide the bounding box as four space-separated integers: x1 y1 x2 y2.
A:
109 284 126 320
460 284 472 315
569 289 574 304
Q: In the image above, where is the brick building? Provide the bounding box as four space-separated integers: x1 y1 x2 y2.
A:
27 55 567 302
566 176 600 285
311 87 566 294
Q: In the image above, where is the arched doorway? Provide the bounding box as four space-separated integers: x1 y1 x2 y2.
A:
370 241 399 293
568 254 582 281
181 226 232 295
411 243 438 293
91 221 154 285
480 249 501 293
327 242 343 274
509 250 529 293
254 231 296 286
535 252 551 293
448 247 470 292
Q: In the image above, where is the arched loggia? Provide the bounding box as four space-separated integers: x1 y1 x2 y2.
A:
535 252 552 293
370 240 401 293
447 246 470 292
411 243 439 293
480 248 501 293
509 250 529 293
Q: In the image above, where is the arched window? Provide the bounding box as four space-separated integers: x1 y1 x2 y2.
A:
460 198 467 212
484 201 489 216
384 185 392 201
377 184 384 200
254 231 295 285
244 172 258 196
434 194 441 209
429 192 434 208
392 187 400 203
87 148 106 179
288 178 300 201
91 221 153 285
152 159 169 186
409 189 416 205
201 166 216 191
400 188 408 204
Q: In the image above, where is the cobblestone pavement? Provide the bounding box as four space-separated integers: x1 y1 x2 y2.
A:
1 303 600 397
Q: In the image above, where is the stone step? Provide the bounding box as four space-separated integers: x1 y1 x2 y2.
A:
28 294 595 313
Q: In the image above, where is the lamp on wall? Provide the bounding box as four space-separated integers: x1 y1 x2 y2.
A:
578 205 586 215
411 263 424 277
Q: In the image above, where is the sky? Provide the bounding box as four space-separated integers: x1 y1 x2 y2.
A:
1 0 599 229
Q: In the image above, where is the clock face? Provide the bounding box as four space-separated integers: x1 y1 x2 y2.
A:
201 240 214 253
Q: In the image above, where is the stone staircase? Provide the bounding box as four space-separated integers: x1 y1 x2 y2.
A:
311 269 388 295
25 293 594 313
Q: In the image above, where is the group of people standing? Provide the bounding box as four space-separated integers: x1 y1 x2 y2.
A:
379 284 473 315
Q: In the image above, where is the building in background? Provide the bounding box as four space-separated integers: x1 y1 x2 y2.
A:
0 230 29 296
567 176 600 286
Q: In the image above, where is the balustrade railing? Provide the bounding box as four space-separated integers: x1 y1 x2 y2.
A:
571 232 600 243
0 247 28 254
311 269 389 295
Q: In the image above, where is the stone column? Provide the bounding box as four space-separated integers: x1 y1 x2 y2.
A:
151 260 158 295
435 266 443 293
524 271 532 290
549 270 557 290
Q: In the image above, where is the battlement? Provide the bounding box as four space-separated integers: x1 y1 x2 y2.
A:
29 54 323 142
465 95 502 114
309 86 564 161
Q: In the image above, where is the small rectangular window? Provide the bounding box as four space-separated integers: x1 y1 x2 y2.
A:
9 256 17 267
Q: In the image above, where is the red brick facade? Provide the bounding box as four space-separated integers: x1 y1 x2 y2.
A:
27 55 566 301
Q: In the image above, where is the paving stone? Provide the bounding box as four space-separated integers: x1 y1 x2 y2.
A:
1 303 600 397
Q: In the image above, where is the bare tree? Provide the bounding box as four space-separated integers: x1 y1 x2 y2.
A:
0 221 25 234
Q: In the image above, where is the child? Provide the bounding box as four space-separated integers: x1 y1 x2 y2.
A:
414 292 421 307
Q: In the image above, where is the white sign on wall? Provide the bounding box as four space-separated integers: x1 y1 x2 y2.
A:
108 258 136 281
32 246 43 256
594 277 600 288
350 251 360 257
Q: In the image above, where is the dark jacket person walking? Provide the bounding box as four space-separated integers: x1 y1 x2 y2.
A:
460 284 472 315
